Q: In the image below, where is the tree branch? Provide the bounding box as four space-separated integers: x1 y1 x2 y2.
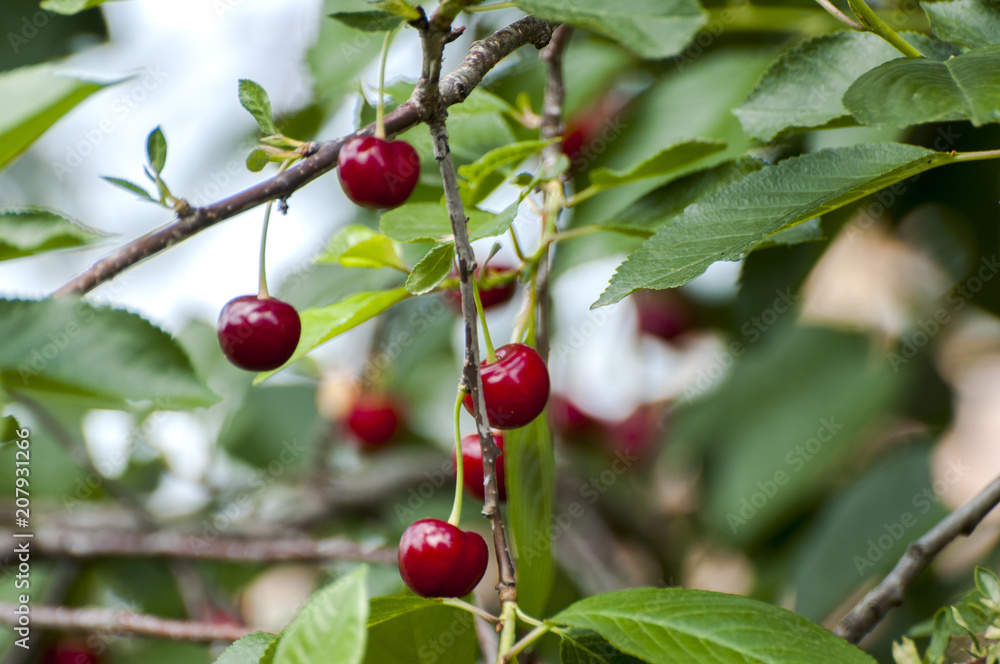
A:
54 15 557 297
835 472 1000 643
2 527 396 565
534 25 572 360
0 601 256 643
420 24 520 611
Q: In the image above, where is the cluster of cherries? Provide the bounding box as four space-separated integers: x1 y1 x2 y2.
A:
217 135 421 372
215 132 553 598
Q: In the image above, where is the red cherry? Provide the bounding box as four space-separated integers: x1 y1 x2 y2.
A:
463 343 550 429
454 431 506 501
398 518 489 598
218 295 301 371
44 641 98 664
337 136 420 210
634 290 694 342
602 404 665 458
444 262 517 311
346 393 401 448
549 394 597 439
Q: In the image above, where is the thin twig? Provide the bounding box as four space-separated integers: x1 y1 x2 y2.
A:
424 53 519 611
0 601 257 643
54 16 557 297
835 473 1000 643
812 0 864 30
535 24 572 359
2 527 396 565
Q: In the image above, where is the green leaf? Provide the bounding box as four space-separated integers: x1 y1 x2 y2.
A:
0 207 107 261
239 79 278 136
274 566 369 664
595 143 953 307
892 637 923 664
146 126 167 174
506 412 555 617
924 0 1000 48
560 630 645 663
364 596 476 664
213 632 278 664
368 0 421 20
976 566 1000 602
367 596 442 626
405 244 455 295
552 588 877 664
246 148 270 172
0 298 216 408
843 44 1000 128
254 288 411 384
38 0 113 14
381 203 516 244
514 0 706 60
600 158 764 237
789 445 943 621
586 139 726 192
734 32 904 142
0 416 21 447
330 10 403 31
101 176 156 203
316 225 407 271
0 64 108 171
458 139 555 190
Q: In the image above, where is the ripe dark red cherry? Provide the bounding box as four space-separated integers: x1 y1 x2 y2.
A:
346 393 401 448
337 136 420 210
217 295 301 371
455 431 506 501
398 518 489 598
463 343 550 429
443 262 517 311
549 394 598 439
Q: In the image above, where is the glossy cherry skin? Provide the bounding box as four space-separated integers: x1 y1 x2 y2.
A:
463 343 550 429
455 431 506 501
337 136 420 210
217 295 301 371
398 518 489 598
346 393 401 448
443 262 517 311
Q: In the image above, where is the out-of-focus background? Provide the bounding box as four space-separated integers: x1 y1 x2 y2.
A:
4 0 1000 662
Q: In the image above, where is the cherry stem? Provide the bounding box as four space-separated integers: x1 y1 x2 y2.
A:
257 199 274 299
442 597 500 623
474 275 497 361
502 622 552 663
448 388 466 527
375 28 398 141
497 601 519 663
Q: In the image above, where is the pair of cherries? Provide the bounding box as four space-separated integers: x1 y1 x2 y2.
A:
216 136 420 371
400 431 506 598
